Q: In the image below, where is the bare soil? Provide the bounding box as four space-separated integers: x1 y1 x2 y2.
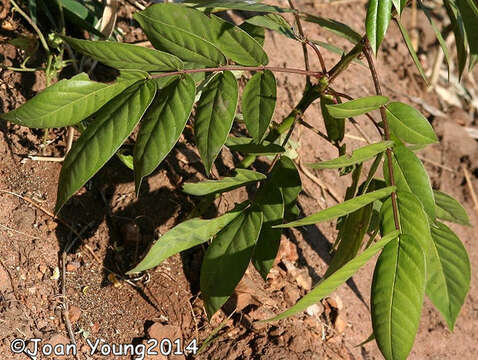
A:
1 1 477 359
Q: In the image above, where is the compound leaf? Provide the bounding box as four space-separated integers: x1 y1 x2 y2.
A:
242 70 277 142
1 73 141 128
308 141 393 169
266 231 399 321
55 80 156 213
127 203 246 274
444 0 468 79
320 94 345 142
426 221 471 330
366 0 393 54
326 95 389 118
134 75 196 192
384 144 435 219
434 190 471 226
371 234 426 360
61 36 183 71
456 0 478 55
201 206 263 319
302 15 362 44
195 71 238 174
182 168 266 196
386 102 438 144
184 0 290 13
225 136 285 155
276 186 395 228
269 156 301 221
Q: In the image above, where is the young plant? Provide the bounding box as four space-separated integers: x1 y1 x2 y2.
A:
2 1 475 359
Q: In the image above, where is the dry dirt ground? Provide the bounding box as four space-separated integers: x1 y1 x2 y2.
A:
0 0 477 359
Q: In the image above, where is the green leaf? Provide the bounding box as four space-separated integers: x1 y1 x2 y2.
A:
61 36 183 71
195 71 238 174
61 0 104 37
310 40 366 67
385 102 438 144
444 0 468 79
1 73 141 128
242 70 277 142
434 190 471 226
320 95 345 142
371 234 426 360
182 169 266 196
127 203 247 274
302 15 362 44
134 76 196 192
239 22 265 46
326 95 389 118
426 221 471 330
252 185 284 279
201 206 263 318
366 0 392 54
245 14 295 40
55 80 157 213
325 202 374 277
225 136 285 155
381 191 433 252
394 18 429 85
384 144 435 219
270 156 301 221
456 0 478 55
275 186 395 228
391 0 406 14
136 3 268 66
265 231 399 321
308 141 393 169
184 0 291 13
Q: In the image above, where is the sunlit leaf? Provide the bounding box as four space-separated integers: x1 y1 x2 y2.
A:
127 202 247 273
308 141 393 169
366 0 392 53
302 15 362 44
434 190 471 226
182 169 266 196
276 186 395 228
326 95 389 118
385 102 438 144
265 231 399 321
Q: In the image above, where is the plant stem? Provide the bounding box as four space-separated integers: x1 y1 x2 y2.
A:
151 65 323 79
362 41 400 231
10 0 49 53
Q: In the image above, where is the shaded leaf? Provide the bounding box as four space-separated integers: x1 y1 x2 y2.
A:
371 234 426 360
128 203 247 274
308 141 393 169
55 80 156 213
239 21 265 46
366 0 393 53
426 221 470 330
276 186 395 228
1 73 142 128
386 102 438 144
201 206 263 318
394 18 429 84
183 169 266 196
62 0 104 37
242 70 277 142
384 144 435 219
270 156 301 221
310 40 366 66
61 36 183 71
302 15 362 44
245 14 295 39
136 3 268 66
134 76 196 192
326 95 389 118
184 0 290 13
195 71 238 174
266 231 399 321
252 186 284 279
444 0 468 79
320 94 345 142
434 190 471 226
456 0 478 55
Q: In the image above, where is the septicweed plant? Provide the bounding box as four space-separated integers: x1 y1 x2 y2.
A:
2 1 476 359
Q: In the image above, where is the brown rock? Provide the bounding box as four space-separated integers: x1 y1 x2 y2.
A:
48 334 71 359
334 314 347 334
148 323 182 341
283 284 301 306
0 266 12 292
68 306 81 324
276 236 299 264
66 262 80 272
